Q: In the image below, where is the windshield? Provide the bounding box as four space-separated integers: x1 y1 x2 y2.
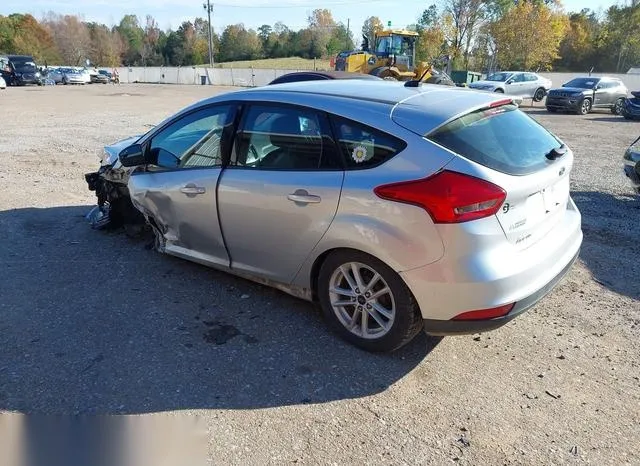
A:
486 72 512 82
563 78 598 89
13 60 37 72
375 35 413 56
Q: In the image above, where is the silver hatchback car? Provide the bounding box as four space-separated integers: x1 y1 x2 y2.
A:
102 81 582 352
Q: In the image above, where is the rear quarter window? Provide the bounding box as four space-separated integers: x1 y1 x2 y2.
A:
428 104 561 176
332 117 406 169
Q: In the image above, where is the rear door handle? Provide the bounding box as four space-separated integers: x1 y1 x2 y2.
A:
180 184 206 197
288 189 321 204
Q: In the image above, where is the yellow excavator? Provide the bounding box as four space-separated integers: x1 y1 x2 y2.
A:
333 29 453 85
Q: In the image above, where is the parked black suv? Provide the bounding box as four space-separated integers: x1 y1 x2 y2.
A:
0 55 41 86
545 77 628 115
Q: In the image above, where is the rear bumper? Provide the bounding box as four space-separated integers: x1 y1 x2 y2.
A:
401 197 583 333
423 250 579 336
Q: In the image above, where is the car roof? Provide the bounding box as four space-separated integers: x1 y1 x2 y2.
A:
192 80 510 135
270 71 381 84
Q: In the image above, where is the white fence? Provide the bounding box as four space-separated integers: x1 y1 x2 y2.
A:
115 66 307 87
113 67 640 90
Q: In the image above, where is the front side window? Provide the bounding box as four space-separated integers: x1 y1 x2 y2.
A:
333 117 406 169
232 105 339 170
150 106 231 169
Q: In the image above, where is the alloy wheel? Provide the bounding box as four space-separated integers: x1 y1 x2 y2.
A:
328 262 396 339
581 99 592 114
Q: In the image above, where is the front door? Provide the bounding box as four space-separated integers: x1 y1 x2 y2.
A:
593 81 613 107
505 73 527 96
128 104 235 268
217 104 344 284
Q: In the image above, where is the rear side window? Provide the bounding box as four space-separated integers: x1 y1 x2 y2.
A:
428 104 561 175
332 117 406 169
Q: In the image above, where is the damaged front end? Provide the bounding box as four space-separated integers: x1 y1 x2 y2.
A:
85 136 147 234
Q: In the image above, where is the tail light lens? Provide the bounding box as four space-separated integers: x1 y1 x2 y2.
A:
374 170 506 224
452 304 515 321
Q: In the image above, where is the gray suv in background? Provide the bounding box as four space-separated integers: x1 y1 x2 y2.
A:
468 71 552 101
546 77 628 115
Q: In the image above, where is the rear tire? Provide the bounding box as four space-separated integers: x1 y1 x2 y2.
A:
611 98 624 115
317 250 423 352
533 87 546 102
546 106 557 113
577 98 592 115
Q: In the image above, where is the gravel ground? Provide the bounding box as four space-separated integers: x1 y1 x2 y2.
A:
0 84 638 465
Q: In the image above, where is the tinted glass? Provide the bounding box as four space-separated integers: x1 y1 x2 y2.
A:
150 106 230 169
525 73 538 82
428 104 561 176
333 117 406 169
233 105 339 170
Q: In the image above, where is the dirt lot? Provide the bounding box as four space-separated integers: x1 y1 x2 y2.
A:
0 84 638 464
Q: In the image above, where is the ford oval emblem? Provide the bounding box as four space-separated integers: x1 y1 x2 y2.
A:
559 167 566 176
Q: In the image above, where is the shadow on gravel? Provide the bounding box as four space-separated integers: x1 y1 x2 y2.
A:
0 206 439 415
588 117 635 123
572 190 640 300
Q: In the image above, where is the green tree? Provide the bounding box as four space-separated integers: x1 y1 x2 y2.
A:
361 16 384 50
490 1 568 70
116 15 144 65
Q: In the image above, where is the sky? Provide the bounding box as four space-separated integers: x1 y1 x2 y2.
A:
0 0 629 38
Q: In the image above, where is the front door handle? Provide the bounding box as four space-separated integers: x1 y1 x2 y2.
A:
287 189 321 204
180 184 206 197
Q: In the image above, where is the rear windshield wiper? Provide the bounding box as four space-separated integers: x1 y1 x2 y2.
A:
546 144 567 160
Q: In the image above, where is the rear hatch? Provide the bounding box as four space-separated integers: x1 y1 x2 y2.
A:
397 98 572 250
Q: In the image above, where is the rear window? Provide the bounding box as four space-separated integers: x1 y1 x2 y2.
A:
428 104 561 176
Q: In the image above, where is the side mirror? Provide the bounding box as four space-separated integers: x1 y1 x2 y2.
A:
506 79 514 85
119 144 146 167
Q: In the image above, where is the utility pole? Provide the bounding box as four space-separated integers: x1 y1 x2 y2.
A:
347 18 350 50
203 1 214 67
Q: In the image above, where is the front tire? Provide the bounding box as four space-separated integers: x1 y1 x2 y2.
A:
612 98 624 115
533 87 546 102
317 250 423 352
577 98 592 115
546 106 557 113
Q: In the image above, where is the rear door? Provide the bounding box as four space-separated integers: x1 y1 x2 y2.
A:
217 104 344 284
128 104 236 267
428 103 572 250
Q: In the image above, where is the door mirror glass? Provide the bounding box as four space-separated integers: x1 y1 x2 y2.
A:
119 144 146 167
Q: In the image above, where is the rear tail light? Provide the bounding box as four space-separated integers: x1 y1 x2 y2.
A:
374 170 507 223
452 304 515 321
